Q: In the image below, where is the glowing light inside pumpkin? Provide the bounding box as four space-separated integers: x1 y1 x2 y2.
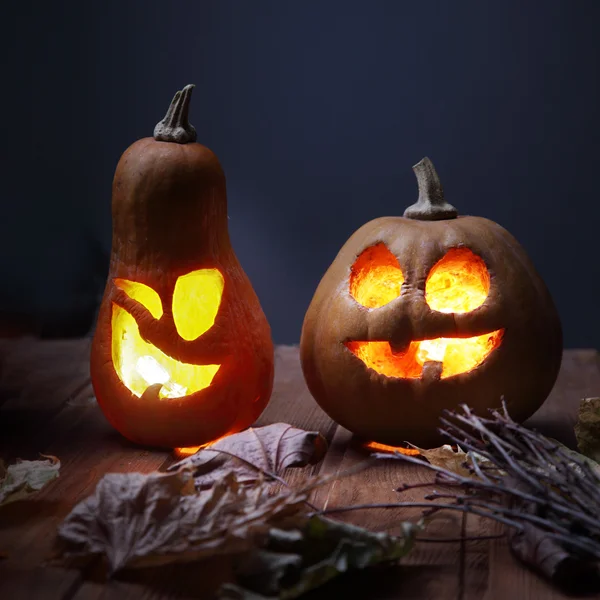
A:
111 269 225 399
135 355 188 398
425 248 489 313
363 441 421 456
347 246 503 379
173 445 203 458
173 435 228 459
173 269 225 341
114 279 163 319
347 331 502 379
350 243 404 308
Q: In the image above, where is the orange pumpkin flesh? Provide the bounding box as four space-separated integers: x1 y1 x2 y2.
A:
90 85 274 449
300 158 562 448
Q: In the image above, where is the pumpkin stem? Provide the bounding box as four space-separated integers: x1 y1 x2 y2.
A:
153 84 197 144
404 157 458 221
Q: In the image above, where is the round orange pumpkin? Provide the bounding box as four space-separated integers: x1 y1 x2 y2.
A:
90 85 274 448
300 157 562 448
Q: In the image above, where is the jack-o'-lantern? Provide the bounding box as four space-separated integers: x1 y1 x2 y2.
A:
90 85 274 449
300 157 562 448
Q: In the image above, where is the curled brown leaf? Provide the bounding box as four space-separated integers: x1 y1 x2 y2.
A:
170 423 328 490
0 454 60 506
510 524 600 594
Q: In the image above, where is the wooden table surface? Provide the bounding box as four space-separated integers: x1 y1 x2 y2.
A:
0 338 599 600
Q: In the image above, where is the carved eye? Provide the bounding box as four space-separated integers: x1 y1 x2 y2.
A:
172 269 225 341
111 270 225 401
115 279 163 319
425 248 490 313
349 243 404 308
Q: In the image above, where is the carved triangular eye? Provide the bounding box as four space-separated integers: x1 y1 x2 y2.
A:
114 279 163 319
425 248 490 313
172 269 225 341
349 243 404 308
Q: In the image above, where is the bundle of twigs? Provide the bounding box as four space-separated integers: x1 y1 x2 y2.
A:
320 401 600 592
383 401 600 591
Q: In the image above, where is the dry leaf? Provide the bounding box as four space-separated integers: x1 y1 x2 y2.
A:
375 443 492 478
57 468 419 599
57 469 307 573
408 444 473 476
548 437 600 477
0 454 60 506
575 397 600 463
170 423 328 489
510 524 600 594
220 518 418 599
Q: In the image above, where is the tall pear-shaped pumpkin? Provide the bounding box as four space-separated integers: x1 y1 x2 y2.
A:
90 85 274 448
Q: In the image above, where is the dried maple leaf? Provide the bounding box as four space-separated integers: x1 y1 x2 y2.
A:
57 469 309 574
408 444 473 476
170 423 328 490
0 454 60 506
575 397 600 463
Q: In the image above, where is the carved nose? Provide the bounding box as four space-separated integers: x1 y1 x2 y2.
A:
366 294 416 351
366 287 459 349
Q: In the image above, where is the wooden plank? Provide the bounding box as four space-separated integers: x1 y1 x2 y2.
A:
0 337 94 460
70 581 153 600
0 341 599 600
256 345 338 488
256 345 336 435
0 337 92 412
0 566 81 600
309 442 477 599
71 558 234 600
70 345 338 600
0 337 170 574
0 403 170 569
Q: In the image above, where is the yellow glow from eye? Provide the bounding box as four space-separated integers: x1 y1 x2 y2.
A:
114 279 163 320
111 304 220 399
173 269 225 341
425 248 490 313
350 244 404 308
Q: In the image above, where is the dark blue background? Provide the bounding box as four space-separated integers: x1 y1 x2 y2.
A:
7 1 600 346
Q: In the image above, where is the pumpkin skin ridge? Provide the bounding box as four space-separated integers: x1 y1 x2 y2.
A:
300 208 562 448
91 100 274 449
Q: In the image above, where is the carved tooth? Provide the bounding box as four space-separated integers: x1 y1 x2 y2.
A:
422 361 443 382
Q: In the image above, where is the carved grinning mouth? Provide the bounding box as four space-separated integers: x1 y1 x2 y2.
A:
112 304 221 399
345 329 504 380
110 271 225 399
